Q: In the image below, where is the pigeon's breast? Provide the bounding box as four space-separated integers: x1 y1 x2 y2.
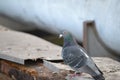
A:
62 46 87 69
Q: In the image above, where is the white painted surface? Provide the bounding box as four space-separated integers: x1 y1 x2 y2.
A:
0 0 120 55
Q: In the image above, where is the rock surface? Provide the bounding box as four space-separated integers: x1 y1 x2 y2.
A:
0 73 12 80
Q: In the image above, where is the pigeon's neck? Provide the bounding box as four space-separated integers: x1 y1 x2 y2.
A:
63 37 77 47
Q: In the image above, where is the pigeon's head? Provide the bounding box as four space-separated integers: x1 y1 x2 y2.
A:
59 31 77 46
59 31 73 41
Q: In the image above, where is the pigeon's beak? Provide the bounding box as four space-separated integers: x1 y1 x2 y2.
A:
59 34 63 38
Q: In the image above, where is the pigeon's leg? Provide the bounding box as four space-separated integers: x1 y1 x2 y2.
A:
68 71 82 78
75 71 82 76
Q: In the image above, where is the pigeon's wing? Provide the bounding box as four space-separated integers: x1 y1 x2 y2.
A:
80 58 105 80
62 45 88 70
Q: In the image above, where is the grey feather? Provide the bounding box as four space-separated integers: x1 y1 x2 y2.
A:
62 46 87 68
60 31 105 80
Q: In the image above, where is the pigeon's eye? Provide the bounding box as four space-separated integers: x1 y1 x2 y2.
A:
62 31 65 34
63 31 67 35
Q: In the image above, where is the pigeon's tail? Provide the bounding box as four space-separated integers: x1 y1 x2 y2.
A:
91 63 105 80
92 74 105 80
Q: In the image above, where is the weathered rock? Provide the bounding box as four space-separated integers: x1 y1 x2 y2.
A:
43 60 72 73
0 25 9 31
0 73 12 80
0 30 62 64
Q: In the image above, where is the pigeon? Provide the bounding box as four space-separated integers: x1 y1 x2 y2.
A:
59 31 105 80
